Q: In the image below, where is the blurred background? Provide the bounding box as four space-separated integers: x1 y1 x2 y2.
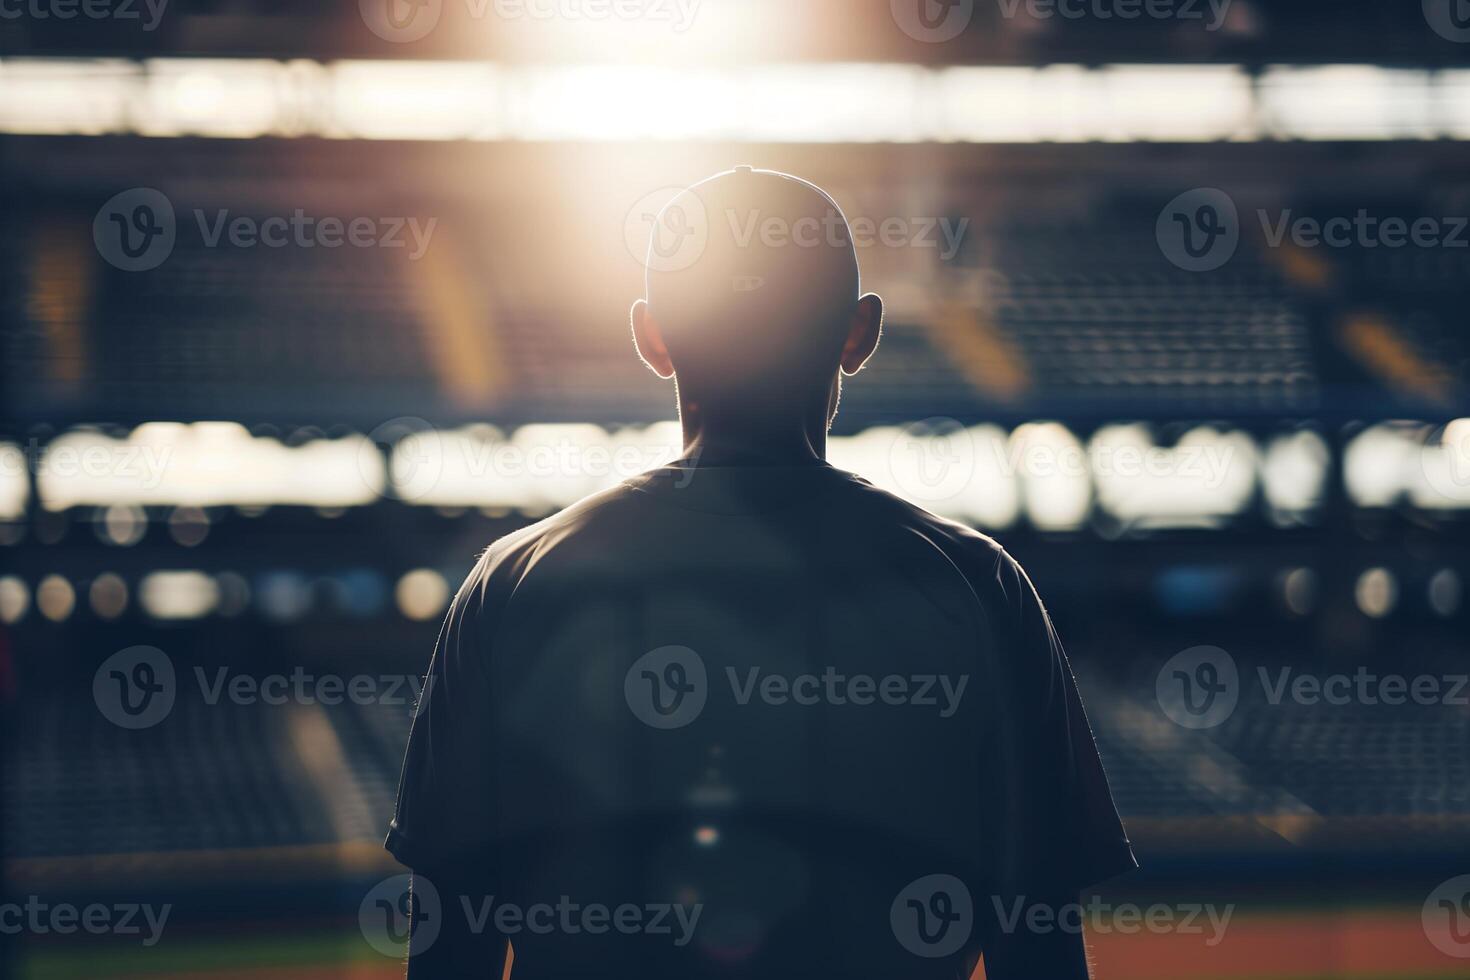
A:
2 0 1470 976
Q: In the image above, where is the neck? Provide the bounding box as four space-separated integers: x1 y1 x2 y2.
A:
677 387 832 466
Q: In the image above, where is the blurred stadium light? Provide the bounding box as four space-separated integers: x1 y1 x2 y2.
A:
1089 424 1257 527
1344 421 1470 510
0 443 26 519
1260 430 1330 517
35 419 1462 527
36 422 385 510
138 569 219 620
9 58 1470 142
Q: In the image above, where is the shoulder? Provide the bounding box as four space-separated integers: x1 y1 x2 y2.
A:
829 467 1052 627
455 480 648 609
832 467 1017 571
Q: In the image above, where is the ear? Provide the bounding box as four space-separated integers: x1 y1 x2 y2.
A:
630 299 675 379
839 293 883 376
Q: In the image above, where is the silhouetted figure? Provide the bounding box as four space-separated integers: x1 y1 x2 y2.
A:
388 168 1134 979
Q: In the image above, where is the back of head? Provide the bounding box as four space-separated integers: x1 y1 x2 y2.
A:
642 167 861 410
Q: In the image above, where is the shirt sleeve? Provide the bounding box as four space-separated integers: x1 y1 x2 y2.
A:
980 547 1138 897
385 563 498 871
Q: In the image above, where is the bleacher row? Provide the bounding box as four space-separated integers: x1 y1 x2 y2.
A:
5 197 1466 424
6 658 1466 867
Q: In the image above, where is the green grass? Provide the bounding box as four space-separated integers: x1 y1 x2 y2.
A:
19 929 398 979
